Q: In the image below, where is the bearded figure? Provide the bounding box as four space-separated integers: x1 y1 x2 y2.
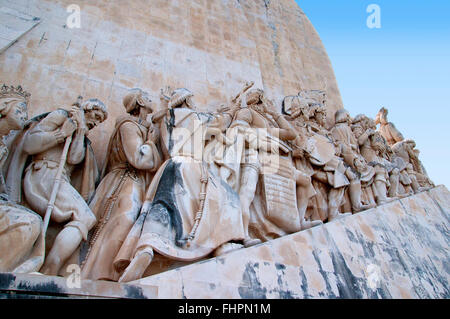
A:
79 88 162 281
5 96 107 276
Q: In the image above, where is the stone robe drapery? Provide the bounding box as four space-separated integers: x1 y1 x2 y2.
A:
0 200 43 273
5 111 99 206
80 116 161 281
0 138 43 273
379 122 404 146
331 122 359 166
113 108 244 268
2 111 99 273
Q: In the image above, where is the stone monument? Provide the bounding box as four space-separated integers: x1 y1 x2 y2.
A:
0 0 448 299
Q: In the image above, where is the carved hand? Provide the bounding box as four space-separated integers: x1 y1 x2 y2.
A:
147 124 160 143
292 148 306 158
69 107 88 134
60 117 77 138
159 86 171 107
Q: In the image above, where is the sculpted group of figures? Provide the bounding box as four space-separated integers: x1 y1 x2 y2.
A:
0 82 434 283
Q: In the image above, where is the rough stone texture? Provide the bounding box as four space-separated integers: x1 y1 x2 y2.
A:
0 6 40 54
0 272 157 299
0 0 342 168
132 185 450 299
1 186 448 299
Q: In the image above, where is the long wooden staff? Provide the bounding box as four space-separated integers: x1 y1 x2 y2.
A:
42 96 82 237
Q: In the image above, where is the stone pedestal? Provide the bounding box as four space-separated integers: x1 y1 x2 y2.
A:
2 185 448 299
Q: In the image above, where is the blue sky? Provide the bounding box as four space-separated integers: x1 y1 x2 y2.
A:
296 0 450 189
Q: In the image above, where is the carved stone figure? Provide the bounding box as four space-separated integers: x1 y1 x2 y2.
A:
6 98 107 275
391 139 434 189
79 89 162 281
331 109 359 166
115 88 246 282
404 163 429 194
0 76 437 283
0 85 43 273
283 95 310 123
351 155 377 208
373 108 434 191
230 89 296 244
288 101 351 222
228 88 321 243
375 107 404 146
299 90 327 112
351 114 395 205
330 109 374 213
284 99 325 229
352 114 390 204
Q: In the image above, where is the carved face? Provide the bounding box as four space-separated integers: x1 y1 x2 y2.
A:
335 109 350 125
136 91 153 111
367 118 377 130
370 133 385 152
184 96 195 109
289 98 309 120
354 157 366 171
315 111 326 127
84 109 106 130
1 97 28 130
246 90 262 105
352 123 364 137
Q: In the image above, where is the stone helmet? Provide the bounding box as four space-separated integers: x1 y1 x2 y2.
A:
352 114 366 124
168 88 194 109
334 108 351 124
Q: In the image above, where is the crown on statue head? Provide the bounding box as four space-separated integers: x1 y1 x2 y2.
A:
0 84 31 101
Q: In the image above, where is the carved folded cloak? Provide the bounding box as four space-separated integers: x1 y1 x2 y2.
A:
4 110 99 206
0 200 44 273
78 115 160 281
114 107 245 265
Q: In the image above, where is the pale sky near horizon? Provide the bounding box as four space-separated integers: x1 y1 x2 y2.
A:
296 0 450 189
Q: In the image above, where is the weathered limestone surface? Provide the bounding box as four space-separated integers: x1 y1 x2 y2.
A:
1 0 445 300
0 6 40 54
0 272 157 299
132 185 450 299
0 0 342 168
1 186 448 298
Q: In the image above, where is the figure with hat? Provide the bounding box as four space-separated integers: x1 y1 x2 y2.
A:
79 88 162 281
115 87 246 283
331 109 375 214
286 94 351 222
